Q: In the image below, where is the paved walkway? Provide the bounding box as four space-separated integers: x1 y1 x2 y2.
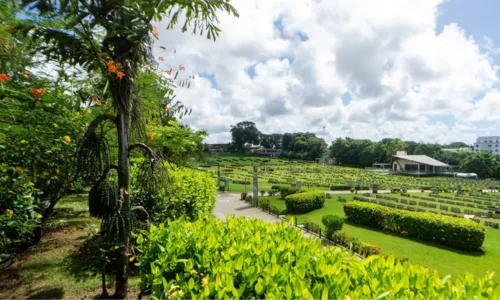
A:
213 192 282 223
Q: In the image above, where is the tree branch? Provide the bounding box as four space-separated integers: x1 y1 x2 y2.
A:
87 114 117 135
128 143 155 158
98 164 120 181
130 205 150 220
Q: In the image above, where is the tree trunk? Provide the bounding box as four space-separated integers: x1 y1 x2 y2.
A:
114 112 130 299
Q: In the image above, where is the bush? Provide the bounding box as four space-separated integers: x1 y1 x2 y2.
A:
322 215 344 239
329 185 351 191
344 202 485 251
285 190 325 214
260 190 266 196
240 193 247 200
132 165 217 222
278 186 301 200
303 220 321 235
136 217 500 299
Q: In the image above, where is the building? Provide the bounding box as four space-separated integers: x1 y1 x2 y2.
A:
442 147 472 153
474 136 500 155
315 157 336 164
391 151 450 173
206 143 229 153
252 148 281 157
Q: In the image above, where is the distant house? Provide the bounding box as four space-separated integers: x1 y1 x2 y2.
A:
252 148 281 157
391 151 450 173
207 143 229 153
316 157 336 164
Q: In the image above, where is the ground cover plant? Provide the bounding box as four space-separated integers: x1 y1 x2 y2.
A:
136 216 500 299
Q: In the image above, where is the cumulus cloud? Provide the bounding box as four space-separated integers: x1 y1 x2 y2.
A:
154 0 500 144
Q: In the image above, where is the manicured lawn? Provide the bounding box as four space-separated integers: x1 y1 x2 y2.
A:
262 194 500 279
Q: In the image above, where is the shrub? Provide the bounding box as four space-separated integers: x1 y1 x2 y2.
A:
278 186 302 200
303 220 321 235
322 215 344 239
260 190 266 196
240 193 247 200
285 190 325 214
136 217 500 299
344 202 485 251
132 165 217 222
329 185 351 191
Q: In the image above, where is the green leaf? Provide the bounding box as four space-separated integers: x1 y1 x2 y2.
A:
136 234 144 245
321 287 328 300
255 280 263 295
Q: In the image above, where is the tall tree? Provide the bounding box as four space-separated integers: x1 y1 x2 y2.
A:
230 121 260 152
461 151 500 178
18 0 238 298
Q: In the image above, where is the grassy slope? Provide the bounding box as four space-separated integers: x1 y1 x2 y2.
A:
265 194 500 279
0 194 140 299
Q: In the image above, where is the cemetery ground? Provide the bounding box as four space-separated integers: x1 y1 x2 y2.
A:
0 194 142 299
263 192 500 279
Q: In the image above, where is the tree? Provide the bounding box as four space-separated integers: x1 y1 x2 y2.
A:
230 121 260 152
259 133 282 148
281 132 327 160
18 0 238 298
461 151 500 178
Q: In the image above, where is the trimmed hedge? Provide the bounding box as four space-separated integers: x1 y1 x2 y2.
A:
344 201 485 251
322 215 344 239
285 190 325 213
137 217 500 299
278 186 302 200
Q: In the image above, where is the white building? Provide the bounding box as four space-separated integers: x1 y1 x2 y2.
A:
474 136 500 155
391 151 450 173
442 147 472 153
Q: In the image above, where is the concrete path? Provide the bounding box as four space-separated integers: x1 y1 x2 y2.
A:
213 192 282 223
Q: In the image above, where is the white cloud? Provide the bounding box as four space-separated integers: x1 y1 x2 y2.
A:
155 0 500 145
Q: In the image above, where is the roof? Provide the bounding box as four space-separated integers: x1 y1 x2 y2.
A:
392 155 450 167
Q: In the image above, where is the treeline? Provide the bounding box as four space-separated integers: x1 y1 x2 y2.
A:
329 138 470 167
228 121 326 160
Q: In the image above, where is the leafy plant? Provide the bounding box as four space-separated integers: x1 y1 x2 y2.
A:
136 216 500 299
321 215 344 239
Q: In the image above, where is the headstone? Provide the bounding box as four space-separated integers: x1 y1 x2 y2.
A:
357 179 363 187
410 200 417 205
457 184 462 192
372 184 378 193
224 178 229 191
253 165 259 206
297 181 302 189
217 164 221 187
432 182 436 188
397 204 405 209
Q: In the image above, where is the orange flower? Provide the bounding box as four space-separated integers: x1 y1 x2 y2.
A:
21 70 30 79
165 70 172 76
151 70 157 75
56 169 60 174
168 79 174 83
107 60 116 73
158 56 164 61
148 130 155 141
166 106 172 113
179 65 185 71
64 136 71 143
0 73 8 82
6 209 13 217
116 71 125 80
152 25 159 38
82 109 89 115
16 166 23 173
30 88 46 98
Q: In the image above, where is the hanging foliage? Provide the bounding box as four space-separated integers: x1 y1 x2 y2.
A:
89 177 118 219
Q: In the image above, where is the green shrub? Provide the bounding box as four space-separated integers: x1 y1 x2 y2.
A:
285 190 325 214
303 220 321 235
322 215 344 239
240 193 247 200
136 217 500 299
330 185 351 191
344 202 485 251
278 186 302 200
132 165 216 222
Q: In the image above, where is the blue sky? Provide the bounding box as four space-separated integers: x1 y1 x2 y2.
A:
438 0 500 62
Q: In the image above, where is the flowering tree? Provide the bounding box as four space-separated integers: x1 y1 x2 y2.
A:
17 0 238 297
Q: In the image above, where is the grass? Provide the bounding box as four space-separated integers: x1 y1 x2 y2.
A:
0 193 140 299
263 194 500 279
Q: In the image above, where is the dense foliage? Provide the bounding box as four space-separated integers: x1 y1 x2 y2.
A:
329 137 475 168
230 121 260 152
131 164 216 222
321 215 344 239
344 201 485 251
285 190 325 214
137 216 500 299
281 132 327 160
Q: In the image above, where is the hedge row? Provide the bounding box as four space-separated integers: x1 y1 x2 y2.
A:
136 217 500 299
285 190 325 213
344 202 485 251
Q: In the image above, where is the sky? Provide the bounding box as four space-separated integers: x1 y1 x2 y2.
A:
154 0 500 145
